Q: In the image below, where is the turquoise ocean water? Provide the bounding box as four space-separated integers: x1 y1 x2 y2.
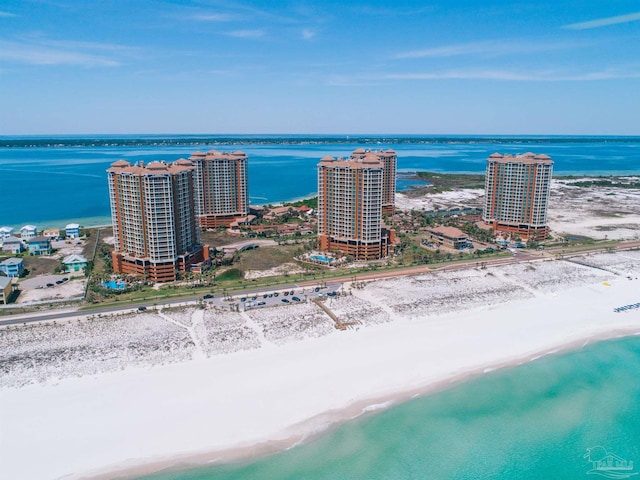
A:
1 135 639 228
141 336 640 480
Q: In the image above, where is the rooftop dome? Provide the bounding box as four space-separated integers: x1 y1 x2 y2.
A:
174 158 193 166
110 159 131 168
353 148 366 154
534 154 551 160
362 153 381 164
320 155 335 161
146 161 168 171
231 150 246 156
489 153 503 158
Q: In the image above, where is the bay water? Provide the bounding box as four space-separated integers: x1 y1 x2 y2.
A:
1 135 639 229
140 335 640 480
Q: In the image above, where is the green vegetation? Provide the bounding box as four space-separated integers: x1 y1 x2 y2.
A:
215 268 243 281
237 245 304 272
413 172 485 194
564 180 640 189
287 197 318 209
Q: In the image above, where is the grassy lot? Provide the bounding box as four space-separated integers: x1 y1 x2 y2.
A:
21 255 59 277
237 244 303 272
200 229 240 246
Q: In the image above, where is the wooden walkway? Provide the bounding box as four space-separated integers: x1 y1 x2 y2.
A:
312 298 359 330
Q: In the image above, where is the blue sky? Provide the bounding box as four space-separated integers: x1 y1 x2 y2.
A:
1 0 639 135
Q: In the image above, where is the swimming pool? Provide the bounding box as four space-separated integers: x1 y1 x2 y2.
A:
102 280 127 290
310 255 333 263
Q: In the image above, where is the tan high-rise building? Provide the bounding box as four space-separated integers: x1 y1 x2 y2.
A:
350 148 397 214
317 153 391 260
482 152 553 240
189 150 249 228
107 159 203 282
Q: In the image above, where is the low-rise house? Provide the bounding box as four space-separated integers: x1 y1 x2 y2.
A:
0 258 25 278
65 223 81 239
20 225 38 240
62 254 88 273
43 228 60 240
265 206 294 218
229 215 257 229
27 236 52 256
426 226 470 250
1 236 24 254
0 276 12 304
0 226 14 239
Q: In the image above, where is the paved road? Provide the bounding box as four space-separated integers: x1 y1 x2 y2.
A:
2 241 637 327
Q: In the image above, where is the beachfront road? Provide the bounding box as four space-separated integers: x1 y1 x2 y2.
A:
2 241 638 327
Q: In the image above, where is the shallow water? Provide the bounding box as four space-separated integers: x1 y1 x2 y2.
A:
139 335 640 480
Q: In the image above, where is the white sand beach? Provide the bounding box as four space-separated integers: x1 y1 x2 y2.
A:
1 252 640 479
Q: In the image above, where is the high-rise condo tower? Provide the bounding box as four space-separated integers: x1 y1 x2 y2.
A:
317 152 391 260
350 148 397 214
189 150 249 228
107 159 203 282
482 152 553 240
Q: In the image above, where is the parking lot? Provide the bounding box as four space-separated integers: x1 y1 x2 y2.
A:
205 284 342 310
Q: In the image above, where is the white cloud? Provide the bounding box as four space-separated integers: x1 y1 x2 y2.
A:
0 11 17 18
564 12 640 30
225 29 265 39
0 38 139 67
385 69 640 82
325 68 640 85
190 13 235 22
395 40 583 59
0 42 121 67
301 29 316 40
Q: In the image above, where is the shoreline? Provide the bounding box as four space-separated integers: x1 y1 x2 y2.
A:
90 327 640 480
2 254 640 480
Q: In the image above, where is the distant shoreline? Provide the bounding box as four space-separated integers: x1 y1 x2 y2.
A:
2 134 640 149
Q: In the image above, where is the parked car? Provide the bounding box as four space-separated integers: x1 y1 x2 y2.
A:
281 298 290 303
291 296 301 302
284 291 289 296
327 292 337 297
274 292 279 297
203 294 214 299
240 297 247 302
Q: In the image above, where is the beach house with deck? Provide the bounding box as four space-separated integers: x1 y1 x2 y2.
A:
0 276 12 304
65 223 81 239
62 254 88 273
20 225 38 240
1 236 24 254
0 226 14 239
27 236 52 256
0 258 25 278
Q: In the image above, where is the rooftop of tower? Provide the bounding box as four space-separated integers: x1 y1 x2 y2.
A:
488 152 553 164
107 159 194 175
